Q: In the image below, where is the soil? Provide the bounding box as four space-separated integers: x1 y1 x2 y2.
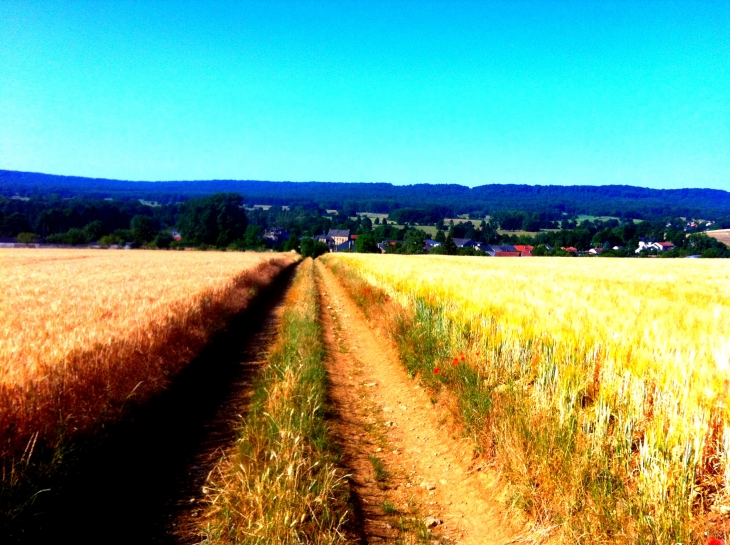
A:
6 264 297 545
315 260 530 544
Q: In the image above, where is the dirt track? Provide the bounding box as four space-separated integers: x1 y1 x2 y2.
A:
9 257 531 544
316 260 525 544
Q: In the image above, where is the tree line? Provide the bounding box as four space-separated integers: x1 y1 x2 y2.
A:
1 192 728 258
4 169 730 221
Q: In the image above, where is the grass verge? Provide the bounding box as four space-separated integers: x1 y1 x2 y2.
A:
200 258 350 544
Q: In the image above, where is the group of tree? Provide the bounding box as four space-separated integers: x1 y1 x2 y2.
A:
1 189 729 258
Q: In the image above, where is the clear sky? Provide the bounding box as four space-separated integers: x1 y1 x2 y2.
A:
0 1 728 189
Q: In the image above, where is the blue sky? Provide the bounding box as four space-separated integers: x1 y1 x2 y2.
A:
0 1 728 189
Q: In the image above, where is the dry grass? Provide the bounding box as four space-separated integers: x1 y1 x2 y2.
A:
200 258 350 544
324 254 730 544
0 248 295 517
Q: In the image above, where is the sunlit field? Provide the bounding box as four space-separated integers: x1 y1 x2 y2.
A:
0 249 294 482
0 250 284 384
325 254 730 543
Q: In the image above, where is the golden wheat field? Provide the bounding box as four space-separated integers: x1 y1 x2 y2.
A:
335 254 730 408
0 249 285 385
0 249 294 462
327 253 730 541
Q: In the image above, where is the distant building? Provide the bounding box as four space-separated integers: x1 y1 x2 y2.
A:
513 245 534 257
263 228 290 246
314 230 355 252
482 244 519 257
334 239 355 252
635 238 675 254
452 238 478 249
328 229 351 245
423 239 442 252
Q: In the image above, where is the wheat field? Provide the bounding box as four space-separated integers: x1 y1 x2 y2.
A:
0 249 294 468
0 249 283 384
326 254 730 543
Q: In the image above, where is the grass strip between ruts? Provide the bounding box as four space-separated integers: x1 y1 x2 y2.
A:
200 258 350 544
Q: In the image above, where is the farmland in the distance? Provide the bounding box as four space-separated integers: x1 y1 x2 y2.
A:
324 254 730 543
0 249 295 515
709 230 730 247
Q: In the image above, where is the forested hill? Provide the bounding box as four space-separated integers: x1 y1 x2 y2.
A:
2 169 729 220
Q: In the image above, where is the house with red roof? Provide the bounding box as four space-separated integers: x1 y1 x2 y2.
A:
513 245 534 256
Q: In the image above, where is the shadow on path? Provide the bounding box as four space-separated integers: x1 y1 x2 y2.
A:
8 263 297 545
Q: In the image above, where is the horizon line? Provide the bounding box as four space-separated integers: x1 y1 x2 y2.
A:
2 168 727 193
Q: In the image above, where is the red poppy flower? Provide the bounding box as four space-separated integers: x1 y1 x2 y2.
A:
707 538 726 545
460 356 466 361
476 351 480 356
452 357 458 365
434 367 440 374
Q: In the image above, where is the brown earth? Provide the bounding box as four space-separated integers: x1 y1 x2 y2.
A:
315 260 534 544
708 229 730 246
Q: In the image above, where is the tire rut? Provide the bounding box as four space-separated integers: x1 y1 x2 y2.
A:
316 260 523 545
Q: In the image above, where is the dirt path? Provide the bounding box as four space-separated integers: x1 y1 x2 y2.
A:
167 271 292 542
315 261 526 544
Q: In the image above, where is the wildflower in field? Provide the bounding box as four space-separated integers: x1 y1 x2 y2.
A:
434 367 440 374
707 538 726 545
452 357 459 365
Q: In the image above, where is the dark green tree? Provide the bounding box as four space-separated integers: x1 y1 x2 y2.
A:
153 231 174 249
242 225 265 249
283 234 301 252
130 215 158 245
401 229 429 254
1 213 31 237
300 238 330 258
177 193 248 247
83 220 105 243
442 233 458 255
532 244 550 256
355 233 379 253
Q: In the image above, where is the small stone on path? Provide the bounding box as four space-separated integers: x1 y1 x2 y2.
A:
424 516 443 528
420 480 436 491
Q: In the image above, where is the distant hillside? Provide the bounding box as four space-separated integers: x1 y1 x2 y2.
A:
2 169 729 220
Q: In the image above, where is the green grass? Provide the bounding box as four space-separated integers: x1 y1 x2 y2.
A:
201 259 350 544
368 455 389 482
576 214 642 224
